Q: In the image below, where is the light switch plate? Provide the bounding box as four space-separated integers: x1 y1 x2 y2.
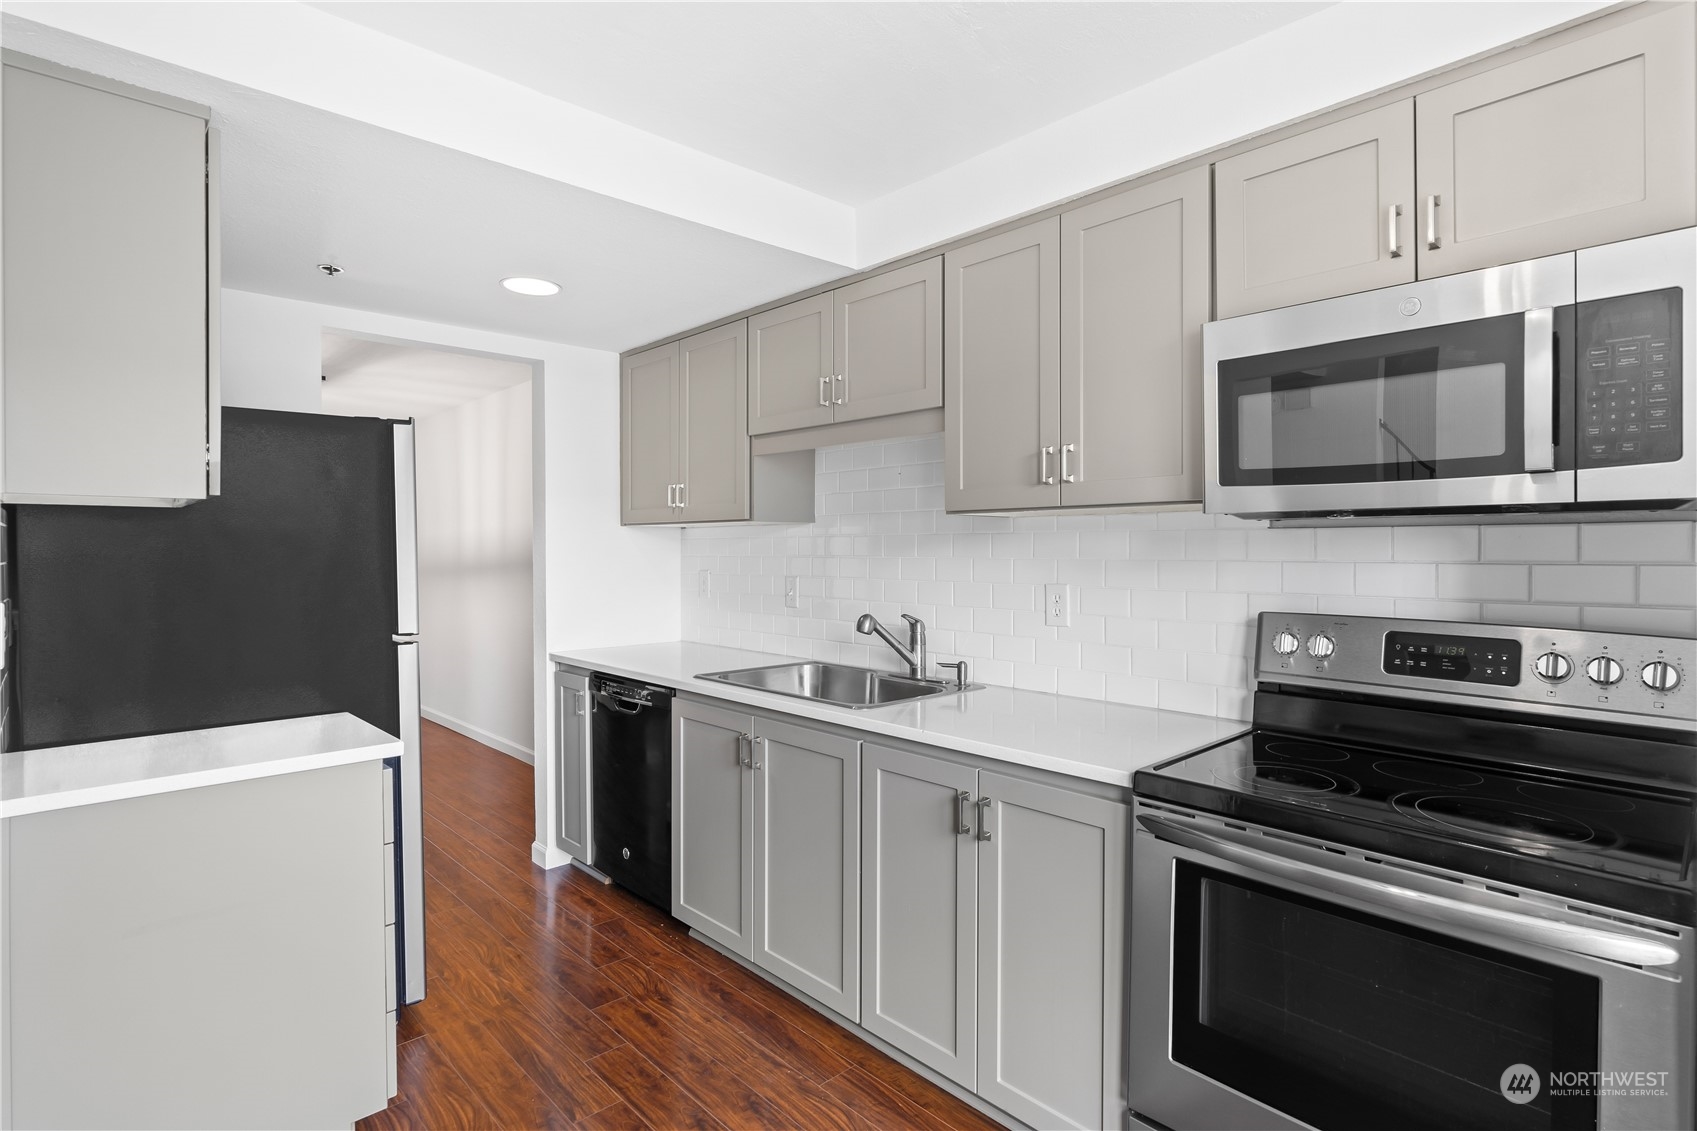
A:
1044 583 1072 627
784 575 799 609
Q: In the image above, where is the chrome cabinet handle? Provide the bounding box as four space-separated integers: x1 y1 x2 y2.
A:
1424 194 1440 250
818 375 830 407
1386 203 1403 259
573 690 586 717
1138 814 1680 967
666 484 676 508
1061 443 1076 484
1039 445 1054 485
955 790 972 835
751 735 765 770
677 482 688 508
736 732 753 768
833 374 845 405
975 796 993 841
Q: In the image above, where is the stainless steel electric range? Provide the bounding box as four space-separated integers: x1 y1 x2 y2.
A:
1130 613 1695 1131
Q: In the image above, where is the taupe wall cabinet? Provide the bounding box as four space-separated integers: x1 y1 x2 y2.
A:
860 743 1128 1131
749 257 942 436
554 669 590 863
672 698 861 1019
946 167 1211 513
620 321 751 524
2 53 219 506
1216 3 1696 314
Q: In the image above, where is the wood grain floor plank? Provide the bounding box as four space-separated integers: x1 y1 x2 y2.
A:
586 1044 726 1131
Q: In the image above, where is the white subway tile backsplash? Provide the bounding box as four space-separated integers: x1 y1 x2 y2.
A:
679 439 1697 721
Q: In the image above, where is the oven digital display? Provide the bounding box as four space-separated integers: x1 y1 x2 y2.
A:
1383 632 1521 685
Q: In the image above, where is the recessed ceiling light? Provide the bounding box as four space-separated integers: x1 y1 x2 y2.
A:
501 276 560 297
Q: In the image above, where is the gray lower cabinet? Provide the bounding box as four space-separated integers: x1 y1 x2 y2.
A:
2 52 218 507
1213 100 1415 319
861 743 1129 1130
672 699 861 1016
554 669 590 862
1415 2 1696 279
944 218 1063 512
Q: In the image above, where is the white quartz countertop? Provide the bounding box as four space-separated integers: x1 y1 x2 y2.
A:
551 642 1246 788
1 713 401 819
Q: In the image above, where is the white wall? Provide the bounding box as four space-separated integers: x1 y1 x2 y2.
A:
218 288 682 862
416 381 534 761
682 436 1697 721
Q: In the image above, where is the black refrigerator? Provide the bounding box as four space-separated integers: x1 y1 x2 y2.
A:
7 407 426 1004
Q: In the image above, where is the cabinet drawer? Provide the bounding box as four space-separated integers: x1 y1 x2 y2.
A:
384 923 397 1012
386 1010 398 1098
383 843 396 927
382 763 395 845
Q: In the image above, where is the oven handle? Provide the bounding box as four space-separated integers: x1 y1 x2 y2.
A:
1522 307 1556 472
1138 815 1680 968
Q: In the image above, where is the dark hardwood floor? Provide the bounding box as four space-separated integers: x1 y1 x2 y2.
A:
359 719 1004 1131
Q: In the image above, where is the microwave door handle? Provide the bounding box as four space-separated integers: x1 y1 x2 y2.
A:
1522 307 1557 472
1137 814 1680 967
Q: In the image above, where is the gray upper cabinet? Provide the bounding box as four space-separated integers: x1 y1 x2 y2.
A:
620 342 682 524
1060 167 1212 508
679 321 750 522
2 54 217 506
1213 100 1415 318
974 772 1127 1131
554 670 590 863
749 716 861 1019
749 293 835 435
1415 3 1697 278
860 742 979 1089
672 698 755 955
944 218 1062 512
833 257 943 424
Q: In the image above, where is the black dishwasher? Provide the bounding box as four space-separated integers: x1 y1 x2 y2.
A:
589 674 673 911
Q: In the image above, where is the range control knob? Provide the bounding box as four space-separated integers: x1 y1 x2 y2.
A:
1642 661 1683 693
1585 656 1624 687
1307 633 1336 660
1533 651 1573 683
1271 630 1302 656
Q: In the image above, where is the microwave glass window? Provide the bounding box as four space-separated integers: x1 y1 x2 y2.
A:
1215 312 1538 487
1237 361 1507 470
1171 864 1600 1131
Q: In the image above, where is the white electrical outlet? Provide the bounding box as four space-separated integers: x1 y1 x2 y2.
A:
784 575 799 609
697 570 711 597
1044 583 1072 627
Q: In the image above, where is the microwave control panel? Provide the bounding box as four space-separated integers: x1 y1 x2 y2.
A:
1577 287 1681 468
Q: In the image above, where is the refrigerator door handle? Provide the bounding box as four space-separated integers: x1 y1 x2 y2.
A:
393 422 420 637
395 639 425 1004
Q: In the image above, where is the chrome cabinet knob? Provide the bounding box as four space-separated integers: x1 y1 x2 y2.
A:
1533 651 1573 683
1306 633 1335 660
1271 630 1301 656
1642 661 1682 693
1585 656 1624 687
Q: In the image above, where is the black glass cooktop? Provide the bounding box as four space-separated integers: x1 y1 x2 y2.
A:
1135 731 1697 923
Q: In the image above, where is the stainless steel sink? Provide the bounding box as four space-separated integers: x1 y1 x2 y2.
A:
696 661 971 709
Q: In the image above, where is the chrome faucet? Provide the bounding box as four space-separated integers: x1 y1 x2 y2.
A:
855 613 926 679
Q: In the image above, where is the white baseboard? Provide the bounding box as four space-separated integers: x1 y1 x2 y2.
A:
532 841 573 870
421 706 534 764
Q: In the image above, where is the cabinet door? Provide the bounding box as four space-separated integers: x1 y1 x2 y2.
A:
554 670 590 862
3 62 211 504
976 772 1128 1131
834 257 943 424
1061 167 1212 508
750 717 861 1019
620 342 681 524
1416 4 1696 278
860 743 979 1089
672 699 755 955
679 321 750 523
944 218 1062 512
1213 100 1415 318
749 294 835 435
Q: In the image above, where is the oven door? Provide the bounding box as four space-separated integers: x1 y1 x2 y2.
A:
1203 253 1576 517
1129 808 1693 1131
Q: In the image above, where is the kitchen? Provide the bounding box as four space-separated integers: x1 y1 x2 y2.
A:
0 3 1693 1131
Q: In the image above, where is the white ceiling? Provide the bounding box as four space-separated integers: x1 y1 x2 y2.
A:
311 2 1329 206
320 332 532 420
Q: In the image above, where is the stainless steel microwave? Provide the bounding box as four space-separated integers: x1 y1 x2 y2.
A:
1204 227 1695 520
